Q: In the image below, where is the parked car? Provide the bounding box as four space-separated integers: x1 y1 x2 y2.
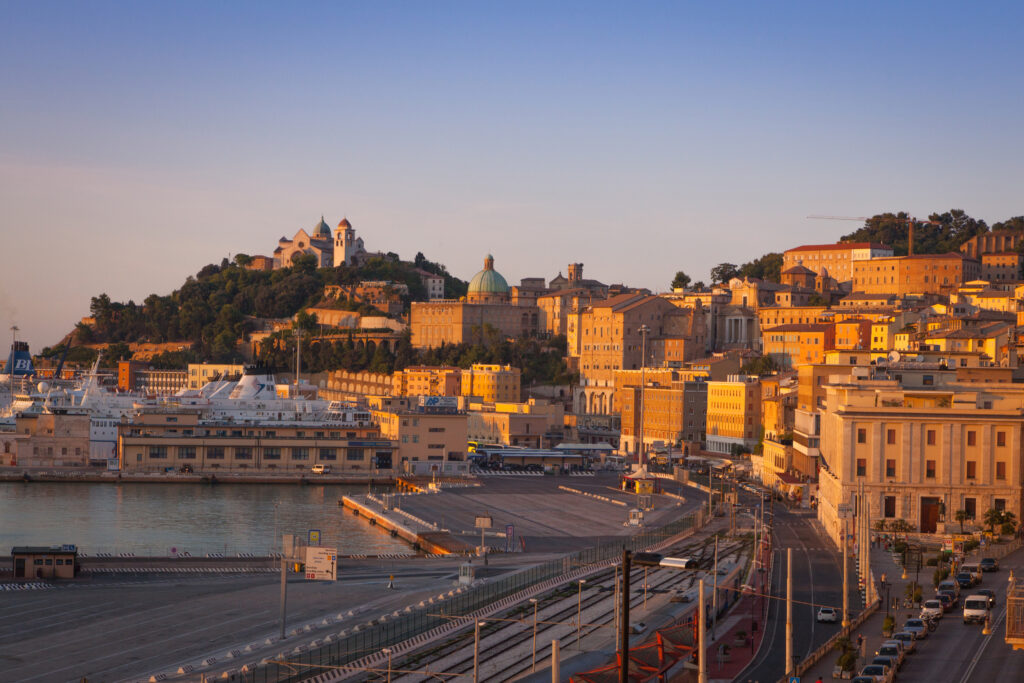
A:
975 588 997 607
817 606 838 623
961 563 983 584
980 557 999 572
860 663 894 682
937 579 960 597
938 589 960 609
956 572 976 589
891 631 917 653
881 639 907 658
920 599 944 620
875 644 904 669
311 464 331 474
179 464 194 473
963 595 991 624
903 618 929 639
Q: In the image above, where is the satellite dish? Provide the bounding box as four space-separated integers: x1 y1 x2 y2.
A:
887 350 901 363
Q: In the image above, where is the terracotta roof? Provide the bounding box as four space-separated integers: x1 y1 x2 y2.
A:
786 242 889 253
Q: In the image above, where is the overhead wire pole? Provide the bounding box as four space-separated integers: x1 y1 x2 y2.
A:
698 578 708 683
842 515 850 629
785 547 793 676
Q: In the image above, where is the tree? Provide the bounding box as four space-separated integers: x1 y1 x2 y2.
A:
955 509 970 534
670 271 692 290
293 310 319 334
710 263 738 284
983 507 1003 534
1000 510 1018 535
233 253 253 267
692 280 706 291
737 253 783 283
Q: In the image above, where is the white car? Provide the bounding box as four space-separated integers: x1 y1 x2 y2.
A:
920 599 943 621
817 606 838 623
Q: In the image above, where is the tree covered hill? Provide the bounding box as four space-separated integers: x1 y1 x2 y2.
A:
46 252 468 363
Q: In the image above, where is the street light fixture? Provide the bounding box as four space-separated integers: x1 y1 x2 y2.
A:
621 551 700 683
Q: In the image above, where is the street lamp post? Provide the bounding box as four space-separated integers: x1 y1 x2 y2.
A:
576 579 587 649
620 550 698 683
638 324 649 467
529 598 539 672
473 621 485 683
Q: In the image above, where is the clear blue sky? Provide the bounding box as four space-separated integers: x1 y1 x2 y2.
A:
3 1 1023 350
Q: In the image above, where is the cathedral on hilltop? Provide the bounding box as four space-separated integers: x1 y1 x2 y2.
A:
265 217 368 269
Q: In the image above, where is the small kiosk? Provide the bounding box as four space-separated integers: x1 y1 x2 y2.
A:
11 545 78 580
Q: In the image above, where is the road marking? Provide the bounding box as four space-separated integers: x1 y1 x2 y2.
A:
960 603 1007 683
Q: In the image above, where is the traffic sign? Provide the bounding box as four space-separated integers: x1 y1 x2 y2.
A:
308 529 321 546
305 547 337 581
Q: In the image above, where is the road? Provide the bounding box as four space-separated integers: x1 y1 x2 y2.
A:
889 549 1024 682
735 495 855 682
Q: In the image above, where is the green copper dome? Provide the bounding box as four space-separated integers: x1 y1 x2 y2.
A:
467 254 509 294
312 216 331 239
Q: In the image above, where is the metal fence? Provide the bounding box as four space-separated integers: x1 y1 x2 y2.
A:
245 508 704 683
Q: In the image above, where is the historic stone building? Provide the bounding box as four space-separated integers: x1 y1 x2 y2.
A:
270 217 368 269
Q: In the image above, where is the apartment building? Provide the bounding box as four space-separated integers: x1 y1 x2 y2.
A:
618 378 707 456
817 375 1024 547
370 397 468 465
762 323 836 369
705 375 761 454
187 363 245 390
783 242 893 283
392 366 463 397
851 253 980 296
466 399 564 449
461 364 521 403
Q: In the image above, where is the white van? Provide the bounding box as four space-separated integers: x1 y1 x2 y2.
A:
311 464 331 474
963 594 990 624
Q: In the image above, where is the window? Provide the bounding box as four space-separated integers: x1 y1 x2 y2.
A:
997 431 1006 447
964 497 977 519
234 448 252 460
149 446 167 459
967 431 977 446
346 448 363 462
264 447 281 460
428 427 446 433
927 430 936 446
884 496 896 518
925 460 936 478
319 448 337 461
208 447 225 460
885 459 896 478
886 429 896 445
856 458 866 477
857 429 866 444
995 498 1007 512
966 461 977 479
292 447 309 461
179 446 196 460
997 462 1007 480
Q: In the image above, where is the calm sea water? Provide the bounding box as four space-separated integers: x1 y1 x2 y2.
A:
0 482 410 556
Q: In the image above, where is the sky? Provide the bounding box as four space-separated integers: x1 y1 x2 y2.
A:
2 1 1024 351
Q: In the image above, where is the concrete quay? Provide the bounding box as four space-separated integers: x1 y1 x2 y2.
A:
366 471 698 555
0 465 394 486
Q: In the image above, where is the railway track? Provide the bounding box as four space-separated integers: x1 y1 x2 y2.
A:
365 535 748 682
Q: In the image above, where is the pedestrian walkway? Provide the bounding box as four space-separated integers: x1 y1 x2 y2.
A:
706 592 767 682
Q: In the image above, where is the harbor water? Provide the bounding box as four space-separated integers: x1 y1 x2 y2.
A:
0 482 410 556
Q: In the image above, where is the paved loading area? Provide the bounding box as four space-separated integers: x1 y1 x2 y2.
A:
0 556 518 683
396 474 699 553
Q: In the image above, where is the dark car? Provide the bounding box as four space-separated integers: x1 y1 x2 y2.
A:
980 557 999 572
936 592 954 611
976 588 997 607
956 572 975 589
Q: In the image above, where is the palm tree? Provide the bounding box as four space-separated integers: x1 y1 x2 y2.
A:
983 508 1003 534
955 509 970 534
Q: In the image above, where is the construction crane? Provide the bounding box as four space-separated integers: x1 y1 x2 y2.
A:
807 215 942 256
